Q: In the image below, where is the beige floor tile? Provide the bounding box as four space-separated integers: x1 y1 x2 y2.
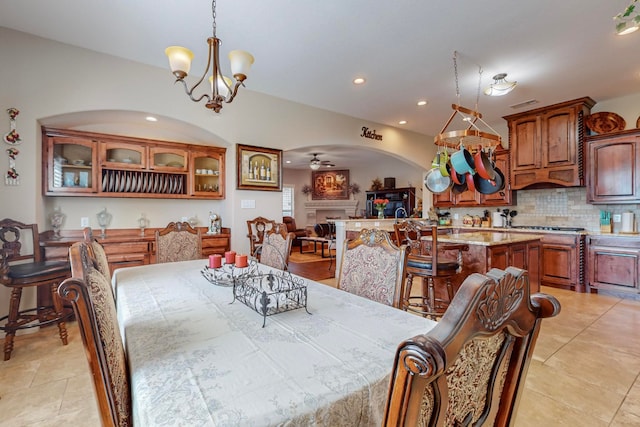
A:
610 411 640 427
514 388 609 427
523 361 624 422
0 359 39 393
0 378 67 426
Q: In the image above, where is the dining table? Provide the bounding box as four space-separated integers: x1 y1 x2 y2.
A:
112 259 436 426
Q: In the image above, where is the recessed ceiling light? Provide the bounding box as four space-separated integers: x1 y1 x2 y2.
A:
145 116 158 122
353 77 366 85
417 100 428 106
398 120 407 125
285 160 291 164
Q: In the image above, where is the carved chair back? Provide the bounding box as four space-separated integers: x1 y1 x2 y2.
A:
337 228 409 308
83 227 112 283
246 216 277 255
59 242 131 426
259 223 294 270
383 267 561 426
155 221 202 263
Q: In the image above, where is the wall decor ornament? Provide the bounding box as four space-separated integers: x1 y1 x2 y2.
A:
236 144 282 191
312 169 350 200
4 108 21 186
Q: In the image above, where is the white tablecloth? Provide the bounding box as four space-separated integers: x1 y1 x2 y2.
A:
113 260 436 426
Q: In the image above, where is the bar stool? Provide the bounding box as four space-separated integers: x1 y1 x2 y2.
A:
0 218 71 360
393 221 468 320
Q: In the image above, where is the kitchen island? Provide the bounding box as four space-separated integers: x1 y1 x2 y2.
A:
332 220 542 292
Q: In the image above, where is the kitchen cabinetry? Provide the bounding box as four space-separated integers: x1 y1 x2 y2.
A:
586 129 640 204
587 235 640 296
504 97 595 189
432 148 515 208
42 127 225 199
365 187 415 217
486 240 540 291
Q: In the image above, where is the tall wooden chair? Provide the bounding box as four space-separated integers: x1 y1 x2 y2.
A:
155 221 202 263
0 218 71 360
83 227 112 281
383 267 561 426
337 228 409 308
246 216 277 256
394 221 468 320
259 223 295 270
59 242 131 426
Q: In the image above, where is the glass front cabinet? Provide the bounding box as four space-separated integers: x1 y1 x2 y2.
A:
45 134 98 194
189 148 225 199
42 127 226 200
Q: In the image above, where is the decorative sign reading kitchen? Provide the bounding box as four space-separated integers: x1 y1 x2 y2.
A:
361 127 383 141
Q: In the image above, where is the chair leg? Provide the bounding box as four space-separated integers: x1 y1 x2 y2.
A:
51 282 68 346
3 287 22 361
427 278 437 320
402 273 414 311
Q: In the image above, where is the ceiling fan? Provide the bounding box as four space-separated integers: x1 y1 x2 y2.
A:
309 153 335 170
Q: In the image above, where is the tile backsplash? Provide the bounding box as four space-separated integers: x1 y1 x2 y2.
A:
447 187 639 233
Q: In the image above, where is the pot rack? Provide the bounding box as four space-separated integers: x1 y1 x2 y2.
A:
434 51 502 152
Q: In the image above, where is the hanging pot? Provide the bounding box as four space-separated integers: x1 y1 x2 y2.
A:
424 167 452 194
465 172 476 192
451 180 467 195
474 164 505 194
474 149 496 180
439 150 450 177
450 163 466 185
450 147 475 175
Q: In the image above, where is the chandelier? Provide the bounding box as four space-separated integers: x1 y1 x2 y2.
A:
614 0 640 35
165 0 254 113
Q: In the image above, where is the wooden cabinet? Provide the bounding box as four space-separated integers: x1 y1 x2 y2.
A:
41 227 231 276
586 129 640 204
504 97 595 189
587 235 640 295
42 127 226 199
540 233 585 292
44 134 99 194
365 187 415 217
432 148 515 208
487 240 540 292
189 149 226 199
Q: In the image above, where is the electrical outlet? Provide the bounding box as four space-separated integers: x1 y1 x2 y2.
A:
453 213 459 220
80 217 89 227
613 214 622 223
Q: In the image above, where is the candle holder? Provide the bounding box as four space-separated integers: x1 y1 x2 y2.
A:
137 213 149 236
201 257 259 287
49 207 65 240
96 208 112 238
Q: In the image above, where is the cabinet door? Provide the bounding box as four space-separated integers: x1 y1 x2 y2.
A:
45 136 98 194
542 106 577 168
454 188 481 206
190 148 225 199
149 146 188 172
488 245 509 270
510 115 540 171
587 135 640 203
432 189 454 208
100 141 147 169
589 244 640 294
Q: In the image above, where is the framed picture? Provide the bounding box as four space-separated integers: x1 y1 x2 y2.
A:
236 144 282 191
312 170 350 200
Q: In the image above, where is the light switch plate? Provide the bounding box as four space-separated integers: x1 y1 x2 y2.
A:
80 217 89 227
613 214 622 223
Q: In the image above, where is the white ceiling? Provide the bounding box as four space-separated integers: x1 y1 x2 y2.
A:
2 0 639 170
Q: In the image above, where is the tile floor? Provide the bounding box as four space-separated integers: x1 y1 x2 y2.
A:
1 285 639 426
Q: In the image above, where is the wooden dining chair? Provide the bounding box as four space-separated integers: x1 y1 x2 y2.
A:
383 267 561 427
259 223 295 270
337 228 409 308
59 242 131 427
0 218 71 360
246 216 277 256
83 227 112 281
155 221 202 263
394 221 468 320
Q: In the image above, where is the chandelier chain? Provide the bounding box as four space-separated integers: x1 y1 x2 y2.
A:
475 66 482 112
453 51 460 103
212 0 217 37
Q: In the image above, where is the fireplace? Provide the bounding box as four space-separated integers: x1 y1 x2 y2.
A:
304 200 359 226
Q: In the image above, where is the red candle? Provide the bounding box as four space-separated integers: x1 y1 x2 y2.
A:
235 254 248 268
209 254 222 268
224 251 236 265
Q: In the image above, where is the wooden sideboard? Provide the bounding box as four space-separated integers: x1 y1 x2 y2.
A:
41 227 231 275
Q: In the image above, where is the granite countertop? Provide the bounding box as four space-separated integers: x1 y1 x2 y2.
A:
427 231 545 247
